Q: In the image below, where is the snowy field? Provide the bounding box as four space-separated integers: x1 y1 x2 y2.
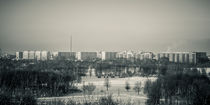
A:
38 76 157 105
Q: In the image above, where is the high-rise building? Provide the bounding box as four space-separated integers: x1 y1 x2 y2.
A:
28 51 35 60
58 52 76 60
101 51 117 60
23 51 29 59
35 51 41 60
76 52 97 60
194 52 208 64
157 52 197 64
41 51 48 60
16 52 23 60
50 51 58 60
96 51 102 59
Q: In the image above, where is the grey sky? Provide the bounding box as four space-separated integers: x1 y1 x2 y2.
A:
0 0 210 54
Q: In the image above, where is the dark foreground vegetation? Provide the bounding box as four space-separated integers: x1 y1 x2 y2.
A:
0 58 86 105
143 59 210 105
0 56 210 105
38 95 136 105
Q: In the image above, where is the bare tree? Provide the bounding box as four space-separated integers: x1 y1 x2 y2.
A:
133 81 141 95
82 83 96 95
144 79 152 94
104 77 111 91
125 81 131 92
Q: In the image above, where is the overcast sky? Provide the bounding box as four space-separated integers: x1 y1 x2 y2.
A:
0 0 210 54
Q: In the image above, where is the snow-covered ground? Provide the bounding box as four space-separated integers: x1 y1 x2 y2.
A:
78 76 157 87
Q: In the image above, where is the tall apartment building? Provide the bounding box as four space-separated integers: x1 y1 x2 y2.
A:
28 51 35 60
194 52 208 64
96 51 102 59
135 52 154 60
49 51 58 60
41 51 49 60
58 52 76 60
101 51 117 60
116 51 135 59
76 52 97 60
35 51 41 60
16 52 23 60
23 51 29 59
157 52 197 64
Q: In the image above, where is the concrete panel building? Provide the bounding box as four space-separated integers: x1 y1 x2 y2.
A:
101 51 117 60
157 52 197 64
50 51 58 60
41 51 48 60
58 52 76 60
16 52 23 60
23 51 29 59
28 51 35 60
169 53 175 62
35 51 41 60
76 52 97 60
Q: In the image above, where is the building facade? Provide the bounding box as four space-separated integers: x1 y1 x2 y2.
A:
101 51 117 60
157 52 197 64
35 51 41 60
76 52 97 60
58 52 76 60
16 52 23 60
23 51 29 59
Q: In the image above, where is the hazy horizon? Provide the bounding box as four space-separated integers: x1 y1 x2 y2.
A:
0 0 210 54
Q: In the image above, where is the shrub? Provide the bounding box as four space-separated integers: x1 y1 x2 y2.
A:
98 95 118 105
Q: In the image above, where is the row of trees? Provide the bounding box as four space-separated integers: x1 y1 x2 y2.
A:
0 58 85 105
144 69 210 105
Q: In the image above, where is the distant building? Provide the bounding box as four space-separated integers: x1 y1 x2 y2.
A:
96 51 102 59
194 52 208 64
76 52 97 60
16 52 23 60
116 51 154 60
41 51 49 60
23 51 29 59
35 51 41 60
116 51 127 58
116 51 135 59
157 52 197 64
101 51 117 60
58 52 76 60
50 51 58 60
28 51 35 60
142 52 153 59
135 51 154 60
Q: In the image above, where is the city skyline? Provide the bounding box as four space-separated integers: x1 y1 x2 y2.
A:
0 0 210 54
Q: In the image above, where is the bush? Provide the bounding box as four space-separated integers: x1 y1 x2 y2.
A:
0 93 36 105
98 95 118 105
0 93 12 105
20 94 37 105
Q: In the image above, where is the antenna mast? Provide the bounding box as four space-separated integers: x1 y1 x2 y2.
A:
70 35 72 52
